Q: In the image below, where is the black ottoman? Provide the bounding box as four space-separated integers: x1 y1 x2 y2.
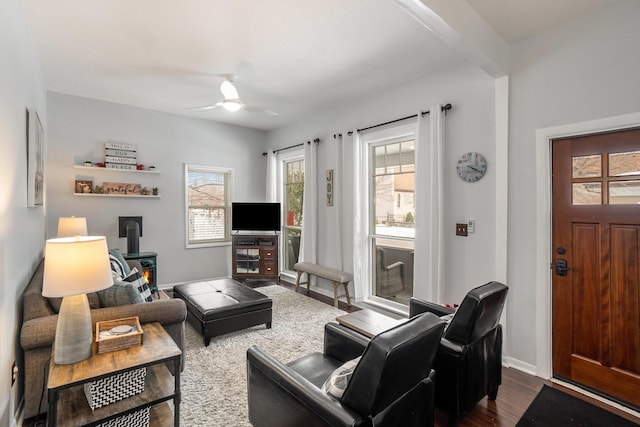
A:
173 278 272 346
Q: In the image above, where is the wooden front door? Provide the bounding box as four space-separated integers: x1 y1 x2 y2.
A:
552 128 640 408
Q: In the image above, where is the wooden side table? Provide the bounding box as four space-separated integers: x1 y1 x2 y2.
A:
47 322 181 427
336 309 407 338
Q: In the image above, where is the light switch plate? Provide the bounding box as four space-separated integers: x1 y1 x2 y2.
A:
456 223 468 236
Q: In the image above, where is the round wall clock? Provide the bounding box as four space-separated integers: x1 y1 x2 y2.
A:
456 152 487 183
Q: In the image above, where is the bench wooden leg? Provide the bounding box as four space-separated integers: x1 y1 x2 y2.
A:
332 281 339 308
295 271 303 292
343 282 351 307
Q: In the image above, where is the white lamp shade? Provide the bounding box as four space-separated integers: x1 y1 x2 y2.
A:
57 216 88 237
43 236 113 297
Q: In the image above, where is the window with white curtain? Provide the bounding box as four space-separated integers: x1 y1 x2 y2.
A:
184 164 232 248
363 125 416 308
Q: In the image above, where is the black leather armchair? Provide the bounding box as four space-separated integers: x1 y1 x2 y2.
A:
247 312 445 427
410 281 508 424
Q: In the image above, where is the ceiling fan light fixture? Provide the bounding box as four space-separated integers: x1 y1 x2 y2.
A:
222 99 242 112
220 80 239 99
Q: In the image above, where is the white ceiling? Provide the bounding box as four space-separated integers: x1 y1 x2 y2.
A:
466 0 615 43
23 0 614 131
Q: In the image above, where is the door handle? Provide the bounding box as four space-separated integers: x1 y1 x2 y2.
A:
555 259 571 276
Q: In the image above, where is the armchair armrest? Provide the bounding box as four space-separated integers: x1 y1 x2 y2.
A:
409 297 455 318
247 346 361 427
386 261 404 271
323 322 369 363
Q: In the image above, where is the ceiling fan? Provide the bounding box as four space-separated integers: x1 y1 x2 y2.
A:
186 76 278 116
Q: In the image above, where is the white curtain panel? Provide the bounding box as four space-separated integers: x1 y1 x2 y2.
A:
333 134 344 271
350 130 368 301
265 151 278 202
414 105 446 303
299 141 318 268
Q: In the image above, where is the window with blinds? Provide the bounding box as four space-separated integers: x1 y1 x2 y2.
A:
185 164 232 247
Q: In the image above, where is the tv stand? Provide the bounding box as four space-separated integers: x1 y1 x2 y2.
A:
232 234 279 283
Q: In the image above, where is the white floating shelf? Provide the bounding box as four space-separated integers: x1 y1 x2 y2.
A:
74 193 160 199
74 165 160 174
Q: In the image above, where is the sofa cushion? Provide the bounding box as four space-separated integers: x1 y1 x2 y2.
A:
48 293 101 313
123 267 153 302
97 281 144 307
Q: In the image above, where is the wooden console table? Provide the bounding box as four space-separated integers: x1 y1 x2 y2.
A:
336 309 407 338
47 322 181 427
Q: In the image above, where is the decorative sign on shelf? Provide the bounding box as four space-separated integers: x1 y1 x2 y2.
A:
75 180 93 194
105 141 138 170
105 141 137 152
103 182 142 195
105 148 137 158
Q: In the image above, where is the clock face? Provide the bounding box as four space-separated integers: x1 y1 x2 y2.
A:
457 152 487 183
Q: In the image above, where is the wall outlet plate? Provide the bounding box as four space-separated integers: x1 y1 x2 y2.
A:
456 223 468 236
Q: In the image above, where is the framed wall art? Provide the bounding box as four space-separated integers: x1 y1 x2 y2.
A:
27 108 45 207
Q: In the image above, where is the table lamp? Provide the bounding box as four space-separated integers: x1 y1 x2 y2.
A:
57 216 88 237
42 236 113 364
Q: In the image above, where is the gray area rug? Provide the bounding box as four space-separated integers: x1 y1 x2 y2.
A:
180 285 346 426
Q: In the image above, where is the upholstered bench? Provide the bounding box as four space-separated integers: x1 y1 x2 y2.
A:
293 262 353 307
173 278 272 346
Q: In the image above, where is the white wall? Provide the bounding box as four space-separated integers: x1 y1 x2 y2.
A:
507 0 640 368
46 93 269 284
0 0 47 425
268 63 498 307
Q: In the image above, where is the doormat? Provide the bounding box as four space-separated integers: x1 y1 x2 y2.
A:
516 385 638 426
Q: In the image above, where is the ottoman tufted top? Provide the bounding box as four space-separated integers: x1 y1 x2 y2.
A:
173 278 272 322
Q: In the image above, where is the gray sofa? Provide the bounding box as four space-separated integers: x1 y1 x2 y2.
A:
20 259 187 420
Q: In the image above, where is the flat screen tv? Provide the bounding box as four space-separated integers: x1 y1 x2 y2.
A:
232 202 281 231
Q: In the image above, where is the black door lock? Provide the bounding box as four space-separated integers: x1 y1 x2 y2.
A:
555 259 570 276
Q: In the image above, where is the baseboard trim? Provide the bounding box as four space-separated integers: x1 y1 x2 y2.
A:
503 356 538 377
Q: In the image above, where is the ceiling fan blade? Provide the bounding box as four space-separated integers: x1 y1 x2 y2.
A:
185 102 222 111
220 80 239 100
242 104 279 116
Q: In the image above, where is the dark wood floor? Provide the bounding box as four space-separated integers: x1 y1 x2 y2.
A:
273 278 640 426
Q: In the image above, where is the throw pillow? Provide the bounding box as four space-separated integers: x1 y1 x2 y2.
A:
109 248 132 276
109 254 127 280
321 356 362 399
123 267 153 302
96 281 144 307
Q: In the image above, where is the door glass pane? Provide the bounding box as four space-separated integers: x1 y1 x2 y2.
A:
285 160 304 227
573 182 602 205
572 155 601 178
372 139 416 238
283 158 304 273
373 238 414 305
370 135 416 306
609 181 640 204
283 228 301 271
609 151 640 177
236 249 259 273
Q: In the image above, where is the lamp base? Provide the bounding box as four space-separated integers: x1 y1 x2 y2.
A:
54 294 93 365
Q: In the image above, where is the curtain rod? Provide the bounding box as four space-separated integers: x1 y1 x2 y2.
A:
345 103 452 136
262 138 320 156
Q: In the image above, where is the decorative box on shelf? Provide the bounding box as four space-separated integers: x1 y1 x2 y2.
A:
83 367 147 410
96 407 150 427
96 317 144 354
